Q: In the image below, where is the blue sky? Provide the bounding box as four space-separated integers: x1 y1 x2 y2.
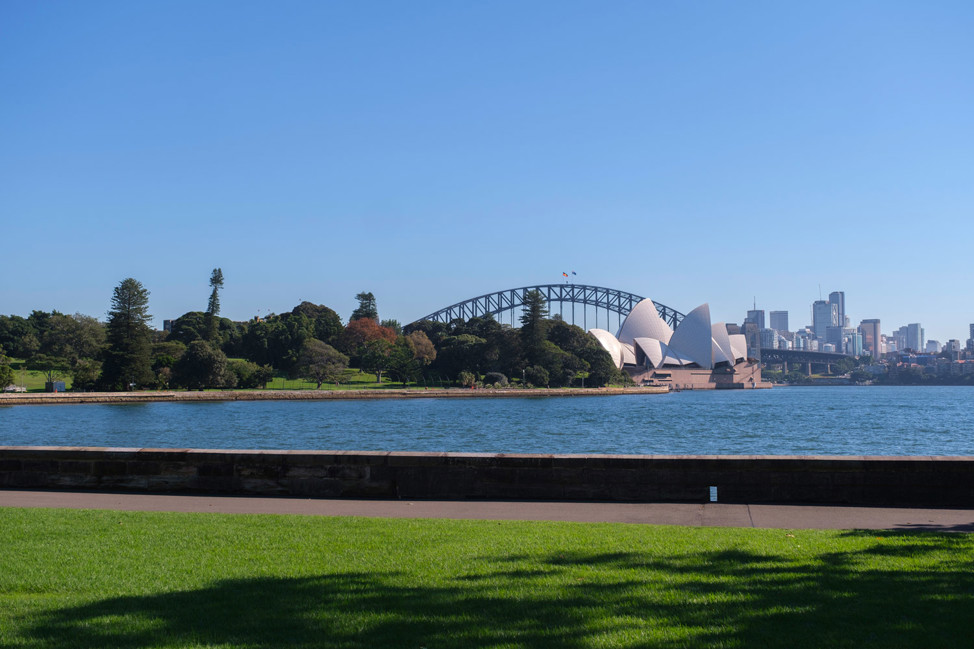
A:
2 1 972 343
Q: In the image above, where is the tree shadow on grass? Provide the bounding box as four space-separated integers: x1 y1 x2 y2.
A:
17 535 974 649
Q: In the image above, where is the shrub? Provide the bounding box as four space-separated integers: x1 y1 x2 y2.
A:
457 371 477 388
524 365 549 388
482 372 508 387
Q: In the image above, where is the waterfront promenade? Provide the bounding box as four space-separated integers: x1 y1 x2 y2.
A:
3 489 972 532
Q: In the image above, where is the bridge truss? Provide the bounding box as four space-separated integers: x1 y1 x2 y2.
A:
411 284 685 332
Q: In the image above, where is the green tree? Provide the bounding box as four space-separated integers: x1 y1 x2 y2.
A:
524 365 549 388
204 268 224 342
405 330 437 367
169 312 207 345
207 268 224 315
0 315 39 359
252 364 275 389
40 313 106 363
174 340 231 390
297 339 349 389
100 278 154 390
387 338 419 386
433 334 486 378
290 302 344 346
350 291 378 322
0 345 14 389
29 354 69 384
226 359 266 389
71 358 102 392
361 339 393 383
519 290 549 363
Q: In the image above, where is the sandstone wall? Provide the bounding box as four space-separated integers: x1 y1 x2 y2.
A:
2 446 973 507
0 386 667 406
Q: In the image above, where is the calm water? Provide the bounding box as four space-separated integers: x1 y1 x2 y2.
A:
1 386 971 456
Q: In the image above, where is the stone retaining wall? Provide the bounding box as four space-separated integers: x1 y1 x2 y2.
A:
0 386 668 406
2 447 973 507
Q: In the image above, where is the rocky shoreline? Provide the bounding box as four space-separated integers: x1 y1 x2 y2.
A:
0 385 668 406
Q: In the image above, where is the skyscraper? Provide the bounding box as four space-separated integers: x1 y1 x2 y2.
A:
746 309 765 330
859 319 881 359
812 300 838 341
906 323 924 352
828 291 846 327
769 311 789 332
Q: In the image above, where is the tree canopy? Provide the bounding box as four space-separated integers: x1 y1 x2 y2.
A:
350 291 378 322
297 339 349 389
100 278 154 390
207 268 224 316
0 345 14 389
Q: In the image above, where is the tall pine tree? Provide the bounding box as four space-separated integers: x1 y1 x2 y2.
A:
519 289 549 364
204 268 224 342
100 278 154 390
350 291 378 322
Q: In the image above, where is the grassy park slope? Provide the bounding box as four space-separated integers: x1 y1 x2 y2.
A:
1 509 972 649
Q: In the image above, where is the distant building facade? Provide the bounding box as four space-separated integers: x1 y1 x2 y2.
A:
828 291 847 327
746 309 765 330
769 310 788 332
812 300 838 341
859 319 881 359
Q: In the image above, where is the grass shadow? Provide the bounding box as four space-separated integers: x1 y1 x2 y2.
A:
16 533 974 649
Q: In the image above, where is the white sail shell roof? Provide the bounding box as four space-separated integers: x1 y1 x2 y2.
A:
620 342 636 366
633 337 665 368
589 329 623 368
729 334 747 361
589 298 751 371
711 322 735 365
617 299 673 345
666 303 713 369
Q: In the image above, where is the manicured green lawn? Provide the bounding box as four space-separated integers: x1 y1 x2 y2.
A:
262 368 413 391
1 508 971 648
3 360 72 392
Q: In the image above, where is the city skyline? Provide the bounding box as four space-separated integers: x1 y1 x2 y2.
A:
2 3 972 344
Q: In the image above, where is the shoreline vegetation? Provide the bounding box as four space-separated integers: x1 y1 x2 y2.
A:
0 385 668 406
1 283 636 395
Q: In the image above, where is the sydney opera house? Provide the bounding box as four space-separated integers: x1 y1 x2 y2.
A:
589 300 763 389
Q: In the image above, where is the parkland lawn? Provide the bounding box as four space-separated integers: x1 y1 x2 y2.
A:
1 509 971 648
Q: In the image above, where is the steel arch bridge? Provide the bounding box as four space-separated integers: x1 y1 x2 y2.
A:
410 284 685 332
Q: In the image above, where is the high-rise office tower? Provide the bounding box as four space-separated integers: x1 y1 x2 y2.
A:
828 291 846 328
746 309 765 330
906 323 924 352
859 319 881 359
812 300 838 341
769 311 789 332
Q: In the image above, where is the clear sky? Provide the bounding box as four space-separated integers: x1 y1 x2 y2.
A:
2 1 972 343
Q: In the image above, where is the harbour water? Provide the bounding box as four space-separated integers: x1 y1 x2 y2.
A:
1 386 971 456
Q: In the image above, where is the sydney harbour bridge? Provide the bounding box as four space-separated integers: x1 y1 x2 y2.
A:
410 284 685 332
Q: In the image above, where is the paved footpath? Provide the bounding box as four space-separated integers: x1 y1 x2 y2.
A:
3 490 973 532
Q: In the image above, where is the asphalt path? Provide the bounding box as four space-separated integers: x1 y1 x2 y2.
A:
3 490 973 532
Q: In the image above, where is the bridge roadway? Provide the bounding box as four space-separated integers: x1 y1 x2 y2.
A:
760 348 850 375
760 349 849 364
